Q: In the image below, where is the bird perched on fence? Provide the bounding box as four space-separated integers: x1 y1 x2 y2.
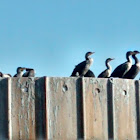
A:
13 67 26 77
110 51 135 78
23 68 35 77
84 69 95 77
98 58 114 78
123 50 140 79
71 52 94 77
0 72 12 78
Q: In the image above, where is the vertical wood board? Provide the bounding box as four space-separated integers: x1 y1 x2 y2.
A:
46 77 83 140
83 78 108 140
10 78 36 140
113 79 137 140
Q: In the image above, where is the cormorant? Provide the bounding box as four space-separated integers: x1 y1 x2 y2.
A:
98 58 114 78
0 72 12 78
84 69 95 77
71 52 94 77
13 67 26 77
110 51 135 78
23 68 35 77
123 50 140 79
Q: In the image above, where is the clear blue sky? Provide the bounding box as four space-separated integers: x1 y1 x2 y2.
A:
0 0 140 79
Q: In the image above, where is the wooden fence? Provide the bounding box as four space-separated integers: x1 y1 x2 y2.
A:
0 77 139 140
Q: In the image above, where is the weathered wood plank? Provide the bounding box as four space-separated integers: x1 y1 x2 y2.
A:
113 79 137 140
0 79 9 140
46 77 83 139
82 78 108 140
0 77 139 139
9 78 35 140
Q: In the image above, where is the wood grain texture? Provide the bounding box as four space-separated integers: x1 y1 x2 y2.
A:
82 78 108 140
113 79 137 140
0 77 139 139
10 78 35 140
46 77 83 140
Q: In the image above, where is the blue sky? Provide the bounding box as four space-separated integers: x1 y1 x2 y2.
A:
0 1 140 79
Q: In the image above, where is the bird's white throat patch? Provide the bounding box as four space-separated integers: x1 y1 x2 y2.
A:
136 62 140 67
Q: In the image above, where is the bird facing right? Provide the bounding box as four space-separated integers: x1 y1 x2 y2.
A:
110 51 135 78
23 68 35 77
123 50 140 79
13 67 26 77
98 58 114 78
71 52 94 77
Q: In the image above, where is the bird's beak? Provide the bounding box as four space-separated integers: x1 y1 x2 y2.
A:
132 51 140 55
26 68 34 71
132 52 136 55
22 67 26 70
111 58 115 60
90 52 95 55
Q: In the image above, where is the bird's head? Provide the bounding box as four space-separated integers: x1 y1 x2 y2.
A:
132 50 140 59
133 50 140 55
106 58 114 63
85 52 95 59
25 68 34 71
126 51 135 57
17 67 26 73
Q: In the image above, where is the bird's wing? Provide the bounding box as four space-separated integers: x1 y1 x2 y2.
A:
98 69 108 78
111 62 129 77
71 61 86 76
85 69 95 77
13 74 17 77
75 61 86 68
123 65 140 79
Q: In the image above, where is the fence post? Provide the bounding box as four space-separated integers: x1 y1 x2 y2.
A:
9 78 36 140
0 77 139 139
45 77 83 139
82 78 108 139
113 79 137 140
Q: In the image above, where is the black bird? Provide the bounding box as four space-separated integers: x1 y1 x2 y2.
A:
13 67 26 77
0 72 12 78
98 58 114 78
123 50 140 79
71 52 94 77
84 69 95 77
110 51 135 78
23 68 35 77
